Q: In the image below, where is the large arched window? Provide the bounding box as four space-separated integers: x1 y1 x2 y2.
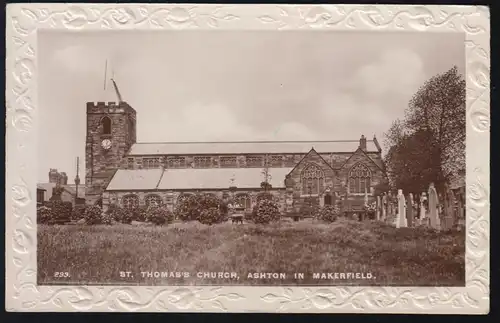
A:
234 193 252 210
301 163 324 195
145 194 162 208
177 193 194 204
122 194 139 209
349 163 372 194
101 116 112 135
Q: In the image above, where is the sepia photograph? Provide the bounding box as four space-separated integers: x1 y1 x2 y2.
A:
5 3 491 313
34 28 468 287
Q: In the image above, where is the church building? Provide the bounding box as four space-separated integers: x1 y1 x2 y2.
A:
85 99 387 215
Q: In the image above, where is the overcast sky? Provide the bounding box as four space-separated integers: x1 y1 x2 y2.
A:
38 30 464 184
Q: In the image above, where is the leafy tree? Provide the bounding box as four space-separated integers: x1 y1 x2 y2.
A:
384 66 465 194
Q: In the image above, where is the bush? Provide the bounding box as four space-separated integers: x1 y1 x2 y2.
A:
37 206 52 224
198 207 225 225
71 205 86 221
252 199 281 224
45 200 72 224
317 205 341 223
175 194 223 221
109 205 132 224
147 206 174 225
131 205 148 222
84 205 104 225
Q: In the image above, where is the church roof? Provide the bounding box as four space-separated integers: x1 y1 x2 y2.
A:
127 140 379 156
106 168 292 191
106 169 164 191
157 167 292 190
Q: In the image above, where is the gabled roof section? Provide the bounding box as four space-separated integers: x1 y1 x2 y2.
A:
337 148 385 172
286 147 335 177
127 140 379 156
157 167 292 190
106 169 164 191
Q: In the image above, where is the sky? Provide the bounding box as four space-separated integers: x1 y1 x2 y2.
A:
38 30 465 184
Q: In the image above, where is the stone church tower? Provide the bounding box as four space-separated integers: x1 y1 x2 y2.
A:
85 101 136 205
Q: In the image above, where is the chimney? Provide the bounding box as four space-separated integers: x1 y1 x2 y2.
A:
48 168 59 184
359 135 367 151
60 172 68 185
373 135 382 153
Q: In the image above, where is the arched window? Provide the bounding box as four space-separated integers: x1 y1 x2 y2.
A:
122 194 139 209
301 163 324 195
101 116 111 135
349 163 372 194
234 193 252 210
145 194 162 208
177 193 194 204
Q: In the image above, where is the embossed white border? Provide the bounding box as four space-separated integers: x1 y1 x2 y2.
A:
5 4 490 313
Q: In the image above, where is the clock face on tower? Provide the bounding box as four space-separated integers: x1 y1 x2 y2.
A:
101 139 112 150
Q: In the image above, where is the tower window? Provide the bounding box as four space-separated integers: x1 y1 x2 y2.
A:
101 116 111 135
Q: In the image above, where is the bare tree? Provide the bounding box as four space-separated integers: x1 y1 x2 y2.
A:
260 156 272 192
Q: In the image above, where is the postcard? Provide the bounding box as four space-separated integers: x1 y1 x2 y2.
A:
5 3 489 313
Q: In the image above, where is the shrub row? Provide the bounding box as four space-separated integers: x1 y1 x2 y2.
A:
37 192 285 226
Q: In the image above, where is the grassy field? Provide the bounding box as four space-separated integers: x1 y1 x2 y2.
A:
38 218 465 286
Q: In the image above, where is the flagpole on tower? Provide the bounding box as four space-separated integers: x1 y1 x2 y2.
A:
104 59 108 90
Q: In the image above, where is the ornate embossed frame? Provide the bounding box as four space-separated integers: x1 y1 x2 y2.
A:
5 4 490 313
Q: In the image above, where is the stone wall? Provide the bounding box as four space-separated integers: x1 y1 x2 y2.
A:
85 101 137 205
103 189 286 213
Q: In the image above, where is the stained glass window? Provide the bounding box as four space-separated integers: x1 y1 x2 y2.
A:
246 156 263 167
122 194 139 209
301 163 324 195
145 195 162 207
167 157 186 168
220 156 237 167
349 163 372 194
235 193 252 210
143 158 160 169
194 156 212 168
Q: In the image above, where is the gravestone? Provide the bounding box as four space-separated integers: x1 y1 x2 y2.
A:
442 186 456 231
420 192 426 221
381 194 387 221
376 195 381 221
428 183 440 230
406 193 414 227
396 189 407 228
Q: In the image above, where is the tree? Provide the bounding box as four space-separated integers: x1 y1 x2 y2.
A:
383 66 465 194
260 157 272 192
405 66 466 187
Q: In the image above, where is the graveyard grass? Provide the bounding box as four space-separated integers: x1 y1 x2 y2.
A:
38 219 465 286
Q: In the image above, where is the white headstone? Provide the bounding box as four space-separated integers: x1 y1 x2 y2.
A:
428 183 440 230
420 192 426 220
381 194 387 221
376 195 381 221
397 189 407 228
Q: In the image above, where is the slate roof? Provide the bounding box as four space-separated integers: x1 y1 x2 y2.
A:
106 169 164 191
106 168 292 191
127 140 378 156
158 167 292 190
